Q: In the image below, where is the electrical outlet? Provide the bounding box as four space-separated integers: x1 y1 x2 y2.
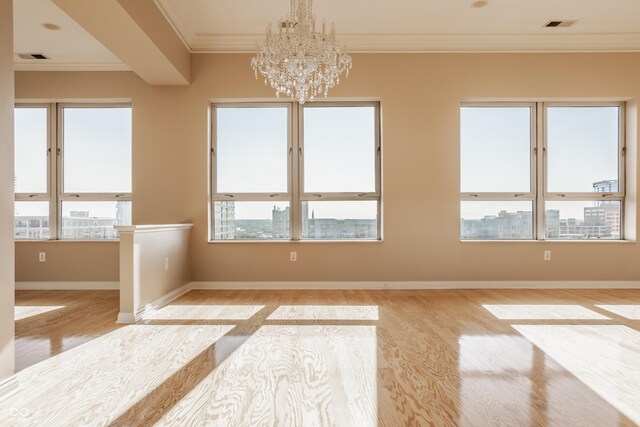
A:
39 252 46 262
164 258 169 271
544 250 551 261
290 251 297 262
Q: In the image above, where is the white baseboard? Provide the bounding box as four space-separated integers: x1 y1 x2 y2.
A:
16 282 119 291
0 375 19 403
116 313 135 324
116 283 193 324
190 280 640 290
134 283 192 322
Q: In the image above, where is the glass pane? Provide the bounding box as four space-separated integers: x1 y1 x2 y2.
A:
15 107 48 194
301 201 378 240
63 107 132 193
303 106 376 193
15 201 49 240
216 107 288 193
214 201 289 240
61 201 132 240
547 107 619 193
460 107 531 192
545 201 621 240
461 201 533 240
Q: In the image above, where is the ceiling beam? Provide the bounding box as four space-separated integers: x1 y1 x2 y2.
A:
52 0 190 86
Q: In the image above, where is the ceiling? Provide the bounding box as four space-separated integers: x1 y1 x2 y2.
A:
156 0 640 52
13 0 127 71
12 0 640 72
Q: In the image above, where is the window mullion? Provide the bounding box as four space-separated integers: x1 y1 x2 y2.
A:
291 102 301 241
50 102 59 240
536 101 545 240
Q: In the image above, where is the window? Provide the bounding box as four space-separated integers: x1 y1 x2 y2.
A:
14 104 132 240
461 102 625 240
211 102 381 241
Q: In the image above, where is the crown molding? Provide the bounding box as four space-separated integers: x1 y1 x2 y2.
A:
188 33 640 53
14 62 131 72
155 0 640 53
154 0 196 52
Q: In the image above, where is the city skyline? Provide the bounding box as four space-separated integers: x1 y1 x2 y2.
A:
461 179 621 240
14 200 131 240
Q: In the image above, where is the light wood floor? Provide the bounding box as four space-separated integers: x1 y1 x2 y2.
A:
14 290 122 371
3 289 640 426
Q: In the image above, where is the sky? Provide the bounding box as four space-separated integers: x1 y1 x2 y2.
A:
216 105 377 220
14 106 131 218
461 106 620 220
14 104 619 224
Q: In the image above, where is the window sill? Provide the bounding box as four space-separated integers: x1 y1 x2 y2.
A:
208 239 384 244
15 240 120 243
460 239 635 243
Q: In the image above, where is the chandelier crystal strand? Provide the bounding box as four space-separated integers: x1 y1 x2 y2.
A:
251 0 352 104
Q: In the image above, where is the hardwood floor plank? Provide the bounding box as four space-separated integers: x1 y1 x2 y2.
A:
2 289 639 426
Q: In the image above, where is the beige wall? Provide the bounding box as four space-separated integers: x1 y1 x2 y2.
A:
15 242 119 282
1 0 15 384
15 53 640 283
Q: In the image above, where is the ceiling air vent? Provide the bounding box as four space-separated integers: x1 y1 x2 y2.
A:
17 53 50 60
545 20 577 28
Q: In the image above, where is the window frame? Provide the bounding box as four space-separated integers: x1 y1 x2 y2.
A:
460 100 626 241
540 101 625 240
14 102 133 241
210 100 382 242
14 104 55 240
460 102 538 239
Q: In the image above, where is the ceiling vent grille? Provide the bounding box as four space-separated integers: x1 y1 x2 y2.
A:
17 53 50 60
545 20 577 28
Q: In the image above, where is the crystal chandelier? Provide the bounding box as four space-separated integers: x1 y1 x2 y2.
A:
251 0 352 104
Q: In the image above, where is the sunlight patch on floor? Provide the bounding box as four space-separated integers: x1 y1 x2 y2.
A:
0 323 235 425
513 324 640 425
459 335 534 372
595 305 640 320
483 304 610 320
267 305 379 321
15 306 65 321
156 325 378 426
147 304 265 320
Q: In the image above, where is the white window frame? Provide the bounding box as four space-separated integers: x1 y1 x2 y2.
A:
460 100 626 241
210 100 382 241
14 102 133 240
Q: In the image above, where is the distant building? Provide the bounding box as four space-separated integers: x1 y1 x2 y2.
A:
461 210 532 239
545 209 560 238
557 216 610 239
272 206 290 238
115 201 132 226
214 201 236 240
584 205 620 238
462 180 621 239
591 179 621 236
593 179 619 208
593 179 618 193
14 216 49 240
15 201 132 240
302 207 377 239
62 211 119 240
